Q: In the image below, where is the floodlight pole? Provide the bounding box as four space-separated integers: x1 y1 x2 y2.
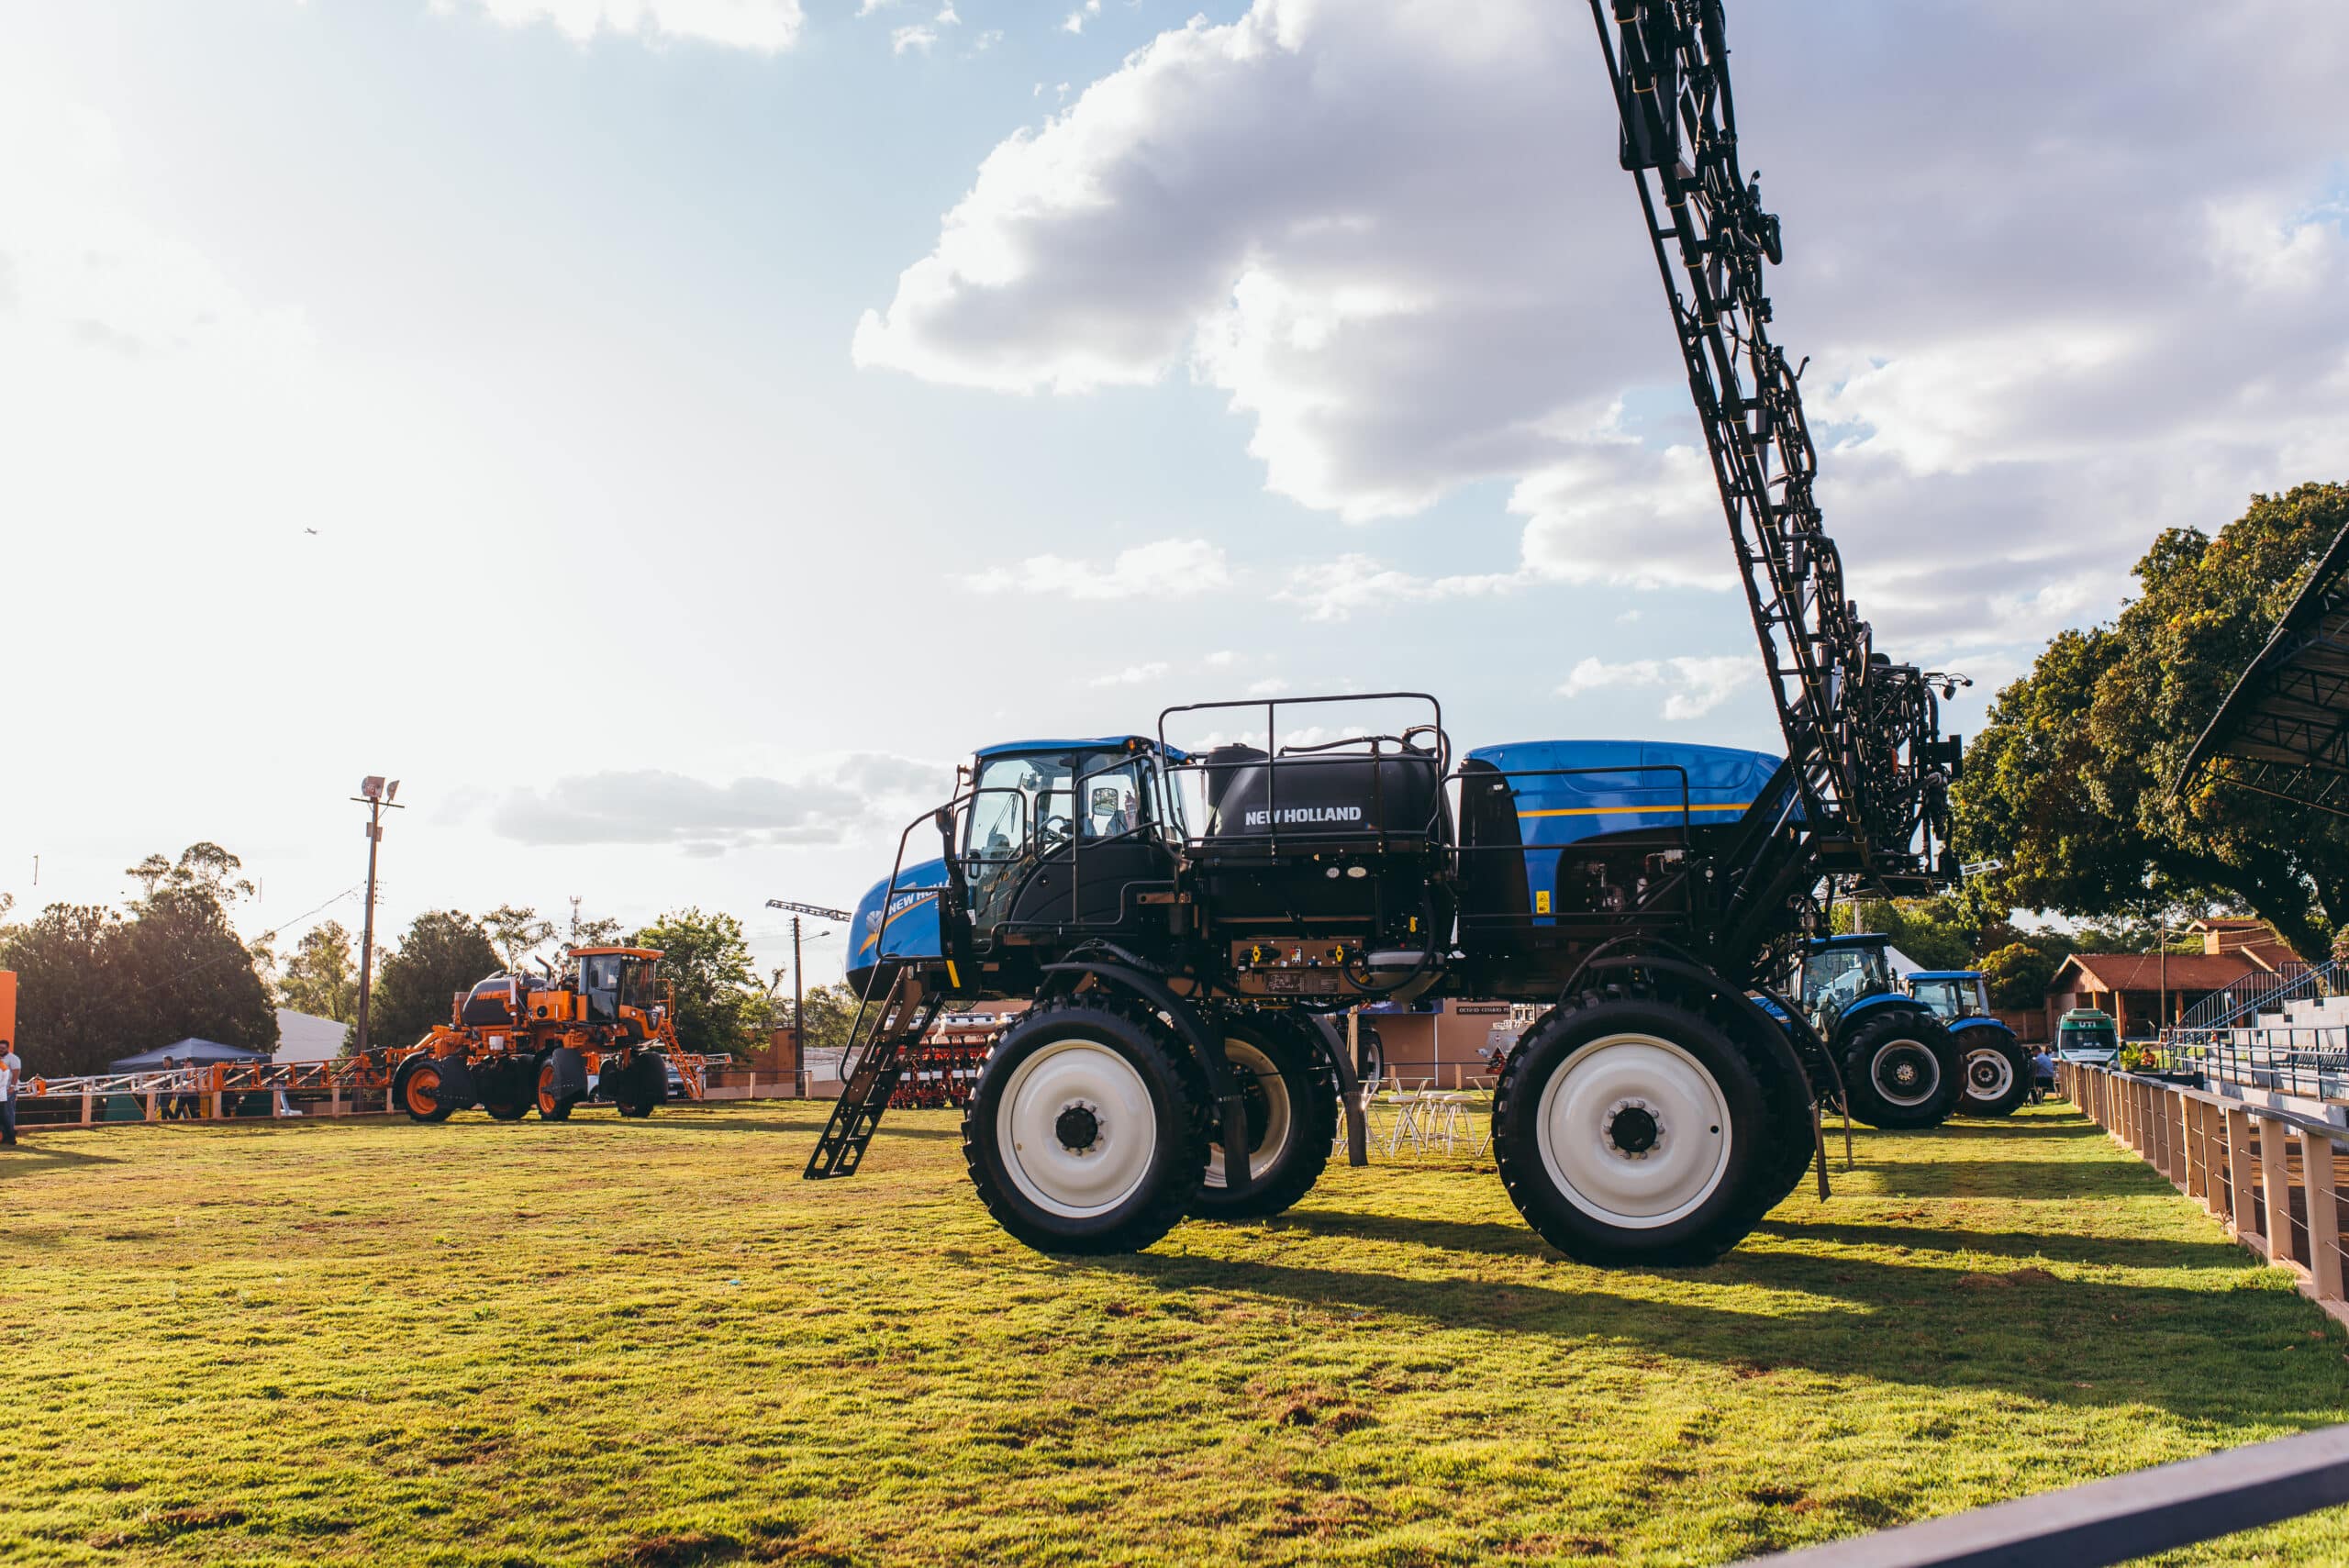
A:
351 780 405 1057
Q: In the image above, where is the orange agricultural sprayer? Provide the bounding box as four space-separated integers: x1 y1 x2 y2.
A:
386 947 702 1124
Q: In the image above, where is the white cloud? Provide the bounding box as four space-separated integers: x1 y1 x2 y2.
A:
973 28 1002 50
1559 655 1755 722
892 24 935 51
489 754 941 853
1205 650 1240 667
451 0 804 52
857 0 897 13
1063 0 1098 33
1087 662 1170 687
857 0 2349 667
1274 553 1517 623
1245 677 1289 697
973 537 1230 600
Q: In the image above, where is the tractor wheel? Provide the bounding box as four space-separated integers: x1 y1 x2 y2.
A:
396 1059 456 1125
535 1059 581 1122
963 995 1206 1255
478 1060 533 1121
1841 1009 1964 1129
1954 1032 2032 1118
614 1053 667 1119
1491 986 1798 1267
1190 1016 1337 1221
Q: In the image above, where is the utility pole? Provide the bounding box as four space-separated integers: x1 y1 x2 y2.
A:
351 776 403 1056
765 898 852 1060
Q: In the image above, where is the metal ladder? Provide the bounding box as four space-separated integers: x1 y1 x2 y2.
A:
803 966 944 1180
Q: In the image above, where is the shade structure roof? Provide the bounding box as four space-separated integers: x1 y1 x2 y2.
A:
2179 519 2349 815
109 1038 269 1072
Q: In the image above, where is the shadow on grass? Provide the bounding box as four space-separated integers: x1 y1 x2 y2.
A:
1275 1205 2248 1274
1087 1245 2347 1419
1749 1217 2245 1270
0 1142 124 1176
1860 1161 2168 1199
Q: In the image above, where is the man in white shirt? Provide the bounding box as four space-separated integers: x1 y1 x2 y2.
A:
0 1040 19 1146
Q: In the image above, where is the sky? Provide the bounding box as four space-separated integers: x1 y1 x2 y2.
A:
3 0 2346 987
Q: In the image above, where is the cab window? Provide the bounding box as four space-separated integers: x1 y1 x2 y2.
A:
1909 978 1970 1019
1801 946 1892 1013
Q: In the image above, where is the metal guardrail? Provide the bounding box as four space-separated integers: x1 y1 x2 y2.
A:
2168 1034 2349 1105
2175 956 2331 1032
1741 1423 2349 1566
15 1053 726 1124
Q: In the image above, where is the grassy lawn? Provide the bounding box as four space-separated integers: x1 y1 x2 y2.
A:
4 1099 2345 1566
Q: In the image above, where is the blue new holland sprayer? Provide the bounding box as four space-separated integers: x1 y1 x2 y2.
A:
808 1 1968 1270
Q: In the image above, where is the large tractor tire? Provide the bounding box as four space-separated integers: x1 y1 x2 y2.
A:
1492 986 1804 1267
535 1057 583 1122
613 1053 668 1119
395 1058 456 1125
963 995 1206 1255
1841 1008 1964 1129
1953 1029 2033 1118
480 1060 534 1122
1190 1015 1337 1221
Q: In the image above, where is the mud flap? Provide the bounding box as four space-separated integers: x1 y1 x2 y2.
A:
1305 1015 1370 1168
544 1045 588 1103
431 1055 478 1111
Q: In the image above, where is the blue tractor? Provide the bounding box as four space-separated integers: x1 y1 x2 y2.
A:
1787 935 1964 1129
1906 967 2033 1118
804 3 1971 1270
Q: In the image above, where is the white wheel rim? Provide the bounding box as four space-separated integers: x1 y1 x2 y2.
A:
1963 1045 2014 1102
1203 1038 1295 1190
1871 1037 1942 1107
997 1038 1159 1218
1535 1032 1732 1229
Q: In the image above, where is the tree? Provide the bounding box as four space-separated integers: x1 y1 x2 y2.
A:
795 981 863 1062
112 882 279 1062
483 904 556 974
1954 484 2349 961
365 911 500 1054
0 905 132 1076
633 907 760 1060
1981 943 2059 1012
0 843 280 1074
278 920 360 1023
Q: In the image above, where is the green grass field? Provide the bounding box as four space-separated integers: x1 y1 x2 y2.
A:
4 1099 2345 1566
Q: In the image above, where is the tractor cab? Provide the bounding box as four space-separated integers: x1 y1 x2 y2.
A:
953 736 1179 946
1796 933 1899 1029
569 946 667 1033
1906 970 1991 1022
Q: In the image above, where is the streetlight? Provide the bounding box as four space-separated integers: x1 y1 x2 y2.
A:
351 776 403 1057
766 898 852 1075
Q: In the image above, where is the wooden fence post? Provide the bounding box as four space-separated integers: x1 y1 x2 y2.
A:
81 1086 94 1127
2161 1089 2179 1187
2262 1114 2299 1267
2298 1128 2343 1306
2227 1106 2260 1245
145 1087 158 1123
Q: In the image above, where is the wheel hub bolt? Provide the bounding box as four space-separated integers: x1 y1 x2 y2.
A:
1605 1098 1664 1159
1054 1102 1103 1153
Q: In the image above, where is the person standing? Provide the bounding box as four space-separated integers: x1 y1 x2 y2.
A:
0 1040 19 1146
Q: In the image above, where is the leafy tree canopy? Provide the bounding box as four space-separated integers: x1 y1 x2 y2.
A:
1954 484 2349 962
277 919 360 1024
483 904 557 975
634 907 760 1060
365 910 500 1054
0 843 277 1076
